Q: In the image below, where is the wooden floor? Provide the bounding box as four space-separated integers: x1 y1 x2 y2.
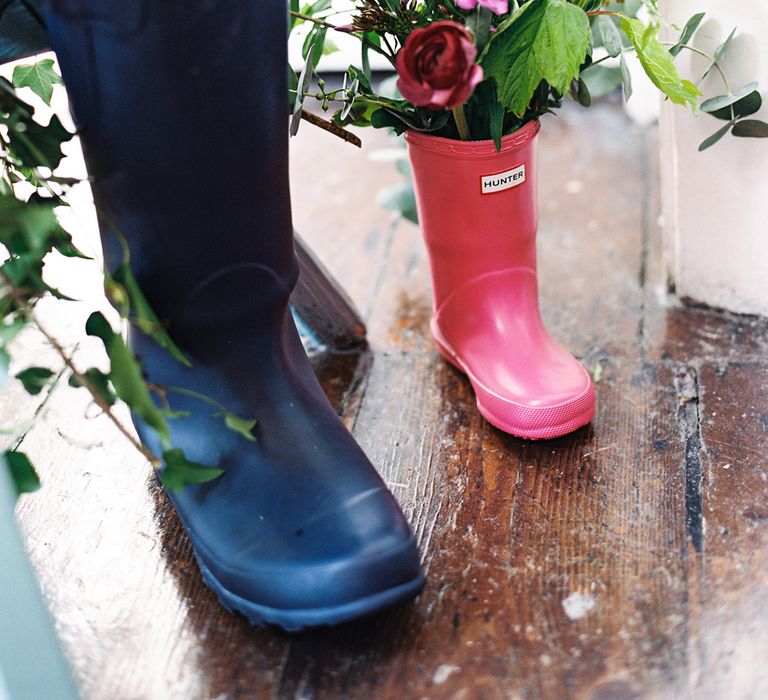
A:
7 98 768 699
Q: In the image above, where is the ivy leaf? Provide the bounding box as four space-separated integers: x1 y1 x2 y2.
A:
0 194 70 259
483 0 591 117
85 312 169 442
621 17 700 110
15 367 54 395
0 348 9 389
110 264 192 368
161 448 224 493
700 82 760 114
68 367 117 407
698 121 734 152
4 451 41 497
221 412 257 442
731 119 768 138
669 12 705 57
0 317 26 345
7 114 72 169
12 59 63 106
709 90 762 121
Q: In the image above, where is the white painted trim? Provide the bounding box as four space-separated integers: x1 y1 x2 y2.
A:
660 0 768 316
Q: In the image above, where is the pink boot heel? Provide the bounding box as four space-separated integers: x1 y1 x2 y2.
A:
405 121 595 439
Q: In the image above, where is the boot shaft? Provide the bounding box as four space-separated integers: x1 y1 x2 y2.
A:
41 1 297 320
405 120 540 310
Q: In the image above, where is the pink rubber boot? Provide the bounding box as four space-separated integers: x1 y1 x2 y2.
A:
405 120 595 439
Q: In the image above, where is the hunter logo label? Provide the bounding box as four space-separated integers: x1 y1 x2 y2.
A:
481 164 526 194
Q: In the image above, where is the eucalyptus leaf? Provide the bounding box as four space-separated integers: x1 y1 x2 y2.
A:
161 448 224 493
701 83 760 113
15 366 54 395
580 64 622 99
621 17 699 110
377 183 418 224
731 119 768 138
619 53 633 102
709 90 762 121
4 450 40 497
669 12 705 57
12 59 63 106
483 0 591 117
597 15 623 58
700 28 736 84
698 121 734 151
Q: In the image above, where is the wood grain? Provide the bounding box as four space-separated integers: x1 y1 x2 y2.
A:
4 96 767 699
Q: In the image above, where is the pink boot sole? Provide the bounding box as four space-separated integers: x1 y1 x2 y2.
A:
431 318 595 440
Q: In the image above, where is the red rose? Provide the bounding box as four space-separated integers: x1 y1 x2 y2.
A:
396 21 483 111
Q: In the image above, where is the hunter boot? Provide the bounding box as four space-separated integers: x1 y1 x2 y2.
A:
41 0 424 630
406 121 595 439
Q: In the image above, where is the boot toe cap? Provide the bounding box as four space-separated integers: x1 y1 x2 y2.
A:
189 488 425 629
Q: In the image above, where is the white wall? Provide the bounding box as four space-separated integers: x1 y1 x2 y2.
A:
660 0 768 316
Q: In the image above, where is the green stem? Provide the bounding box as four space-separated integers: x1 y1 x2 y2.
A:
452 105 471 141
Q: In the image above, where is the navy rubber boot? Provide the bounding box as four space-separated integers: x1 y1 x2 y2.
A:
41 0 425 630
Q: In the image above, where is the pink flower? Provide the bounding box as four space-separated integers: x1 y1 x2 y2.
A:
396 22 484 111
456 0 509 15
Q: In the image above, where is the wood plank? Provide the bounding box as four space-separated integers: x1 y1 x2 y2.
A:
5 96 767 699
686 362 768 699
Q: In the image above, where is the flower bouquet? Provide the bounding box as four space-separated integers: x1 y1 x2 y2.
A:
289 0 764 439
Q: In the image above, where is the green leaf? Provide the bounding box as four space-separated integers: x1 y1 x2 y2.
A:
700 83 760 113
620 17 700 110
222 412 257 442
377 183 418 224
581 64 622 99
161 448 224 493
731 119 768 138
15 367 54 395
714 27 736 63
0 317 26 345
12 59 63 106
619 53 633 102
85 312 169 442
68 368 117 407
0 348 9 389
467 7 494 53
110 264 192 368
483 0 591 117
7 114 72 169
699 28 736 84
489 96 504 152
0 194 68 258
4 451 40 497
597 15 623 58
698 121 734 151
709 90 762 121
669 12 705 57
570 77 591 108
